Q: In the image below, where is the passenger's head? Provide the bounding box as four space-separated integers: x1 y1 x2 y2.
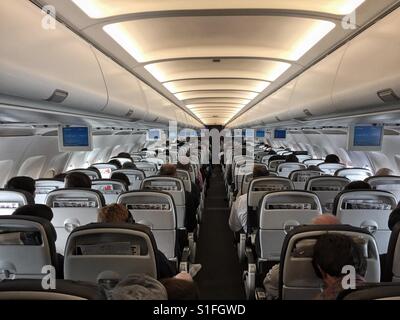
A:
122 162 137 169
5 176 36 197
312 234 367 283
388 207 400 231
375 168 395 177
285 154 299 163
64 172 92 189
160 277 200 300
308 165 322 172
312 214 341 225
344 181 371 191
13 204 54 222
108 159 122 169
177 162 190 171
98 203 130 224
53 173 67 181
253 165 270 178
117 152 132 160
111 274 167 300
110 172 130 188
159 164 177 177
325 154 340 164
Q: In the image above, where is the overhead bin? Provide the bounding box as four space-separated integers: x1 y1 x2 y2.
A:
93 49 148 121
0 1 107 113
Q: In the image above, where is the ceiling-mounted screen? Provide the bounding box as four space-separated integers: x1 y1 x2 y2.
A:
348 124 384 151
147 129 162 141
58 126 92 152
274 129 286 140
256 130 266 138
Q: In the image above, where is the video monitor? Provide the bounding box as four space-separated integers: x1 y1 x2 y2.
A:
58 126 92 152
274 129 286 140
348 124 384 151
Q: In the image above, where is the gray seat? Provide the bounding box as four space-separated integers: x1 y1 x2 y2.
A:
91 163 119 179
257 191 322 261
0 190 35 216
67 169 100 180
333 190 397 254
112 169 145 191
35 179 65 205
295 155 312 163
176 170 192 193
0 215 58 279
110 157 132 166
335 168 373 182
279 225 381 300
366 176 400 202
318 163 346 175
338 283 400 300
117 191 177 260
45 188 106 254
382 222 400 282
135 162 158 177
289 170 324 190
269 160 286 172
91 179 127 204
303 159 324 167
305 176 350 213
64 223 158 282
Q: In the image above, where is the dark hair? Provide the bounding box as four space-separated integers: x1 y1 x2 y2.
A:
108 159 122 169
117 153 133 161
308 165 322 172
285 154 299 163
388 207 400 231
253 165 270 178
177 162 190 171
13 204 53 222
122 162 137 169
344 181 371 191
111 172 130 188
53 173 67 181
160 278 200 300
312 234 367 278
65 172 92 188
5 176 36 196
160 164 177 177
325 154 340 164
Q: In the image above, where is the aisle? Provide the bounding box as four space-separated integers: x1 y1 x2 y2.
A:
195 165 245 300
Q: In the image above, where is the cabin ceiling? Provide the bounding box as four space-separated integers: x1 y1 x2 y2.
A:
35 0 399 126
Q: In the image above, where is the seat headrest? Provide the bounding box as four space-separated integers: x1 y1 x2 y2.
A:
0 189 35 207
45 188 106 208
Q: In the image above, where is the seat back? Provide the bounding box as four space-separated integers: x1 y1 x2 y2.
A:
141 177 186 229
176 170 192 193
277 163 307 178
144 158 164 170
366 176 400 202
135 162 158 177
268 160 286 172
67 169 100 180
318 163 346 175
383 223 400 282
258 191 322 261
338 283 400 300
261 155 275 165
0 216 57 278
112 169 145 191
280 225 380 300
240 172 278 197
0 190 35 215
45 189 105 254
303 159 324 167
91 180 127 204
35 179 65 204
305 176 350 213
117 191 176 259
289 170 325 190
64 223 158 282
333 190 397 254
335 168 373 182
295 155 312 163
110 157 132 166
0 279 104 300
90 163 119 179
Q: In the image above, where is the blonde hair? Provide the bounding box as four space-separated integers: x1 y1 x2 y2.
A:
98 204 129 223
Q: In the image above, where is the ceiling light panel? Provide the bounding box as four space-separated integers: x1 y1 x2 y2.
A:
184 98 251 105
175 91 259 100
73 0 366 19
104 16 335 63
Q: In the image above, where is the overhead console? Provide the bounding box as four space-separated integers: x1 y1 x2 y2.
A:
0 1 202 129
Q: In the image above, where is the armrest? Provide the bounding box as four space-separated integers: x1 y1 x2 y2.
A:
255 288 267 300
179 247 191 273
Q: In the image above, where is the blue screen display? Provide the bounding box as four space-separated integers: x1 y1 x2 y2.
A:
148 129 161 140
62 127 89 147
274 130 286 139
256 130 265 138
353 125 383 147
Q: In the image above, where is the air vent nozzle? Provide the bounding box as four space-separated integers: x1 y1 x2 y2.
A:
46 89 68 103
377 89 400 103
303 109 313 117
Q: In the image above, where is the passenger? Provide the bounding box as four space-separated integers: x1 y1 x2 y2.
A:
13 204 53 221
375 168 395 176
53 173 67 181
324 154 341 164
160 273 200 300
97 204 178 279
117 152 133 161
110 172 130 190
344 181 371 190
308 165 322 172
312 234 367 300
5 176 36 198
388 207 400 231
122 162 137 169
263 214 341 300
64 172 91 188
159 164 199 233
285 154 299 163
108 159 122 169
228 165 270 233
